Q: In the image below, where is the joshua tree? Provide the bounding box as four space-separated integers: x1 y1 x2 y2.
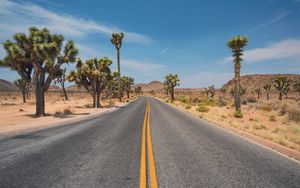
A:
274 76 290 100
283 86 290 99
263 83 271 100
164 74 180 101
208 85 216 98
121 76 134 99
0 27 78 116
135 86 142 95
111 32 124 102
220 88 227 98
54 68 68 100
68 57 113 108
254 88 261 99
204 88 210 98
227 35 248 113
14 78 31 103
104 72 119 99
294 82 300 96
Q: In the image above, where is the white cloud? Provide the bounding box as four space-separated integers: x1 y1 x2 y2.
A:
123 60 165 72
0 0 151 43
221 39 300 64
182 72 233 88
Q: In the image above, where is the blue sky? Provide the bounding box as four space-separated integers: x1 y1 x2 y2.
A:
0 0 300 88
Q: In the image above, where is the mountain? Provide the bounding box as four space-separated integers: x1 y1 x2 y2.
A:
0 79 18 92
134 81 164 92
221 74 300 91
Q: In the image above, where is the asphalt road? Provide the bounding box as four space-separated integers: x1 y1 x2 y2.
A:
0 96 300 187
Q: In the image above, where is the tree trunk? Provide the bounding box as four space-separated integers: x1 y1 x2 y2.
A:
22 92 26 103
35 84 45 117
117 49 121 102
97 92 101 108
62 85 68 100
35 71 45 117
266 91 269 100
279 92 282 100
234 63 241 112
171 87 175 101
127 91 130 99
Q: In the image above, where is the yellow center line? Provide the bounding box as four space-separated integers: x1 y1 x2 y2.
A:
140 99 158 188
147 100 158 188
139 100 148 188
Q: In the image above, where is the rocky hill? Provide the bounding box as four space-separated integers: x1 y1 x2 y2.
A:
134 81 164 92
0 79 18 92
221 74 300 91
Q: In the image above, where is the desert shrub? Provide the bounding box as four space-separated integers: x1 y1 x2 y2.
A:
261 104 272 112
54 111 63 117
197 106 209 112
19 108 24 112
253 124 267 130
185 105 191 109
217 99 227 107
63 108 72 115
288 108 300 122
247 97 257 103
269 115 276 122
287 126 300 135
242 100 247 105
192 98 199 104
279 104 289 115
233 111 243 118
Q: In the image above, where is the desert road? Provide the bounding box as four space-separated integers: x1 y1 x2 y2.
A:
0 97 300 187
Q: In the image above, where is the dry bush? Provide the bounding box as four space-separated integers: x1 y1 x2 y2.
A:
233 111 243 118
261 104 272 112
196 106 209 112
185 105 191 109
269 115 276 122
288 108 300 122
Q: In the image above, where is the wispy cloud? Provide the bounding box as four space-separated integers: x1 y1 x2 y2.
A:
160 47 170 55
0 0 151 43
220 39 300 64
123 60 165 72
250 9 290 32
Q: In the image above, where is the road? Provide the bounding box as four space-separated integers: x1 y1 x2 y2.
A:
0 97 300 187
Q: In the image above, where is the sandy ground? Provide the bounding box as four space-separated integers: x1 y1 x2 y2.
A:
0 92 133 137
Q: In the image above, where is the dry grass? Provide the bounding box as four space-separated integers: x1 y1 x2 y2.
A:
157 93 300 152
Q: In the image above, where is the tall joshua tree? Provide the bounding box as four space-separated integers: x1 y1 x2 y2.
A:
54 67 68 100
14 78 31 103
164 74 180 101
111 32 124 102
68 57 113 108
263 83 271 100
274 76 290 100
0 27 78 116
227 35 248 113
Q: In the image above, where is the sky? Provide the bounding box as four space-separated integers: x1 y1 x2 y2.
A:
0 0 300 88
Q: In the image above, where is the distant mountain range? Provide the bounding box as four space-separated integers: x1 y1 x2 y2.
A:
222 74 300 91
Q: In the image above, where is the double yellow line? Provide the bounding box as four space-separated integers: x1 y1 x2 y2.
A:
140 100 158 188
